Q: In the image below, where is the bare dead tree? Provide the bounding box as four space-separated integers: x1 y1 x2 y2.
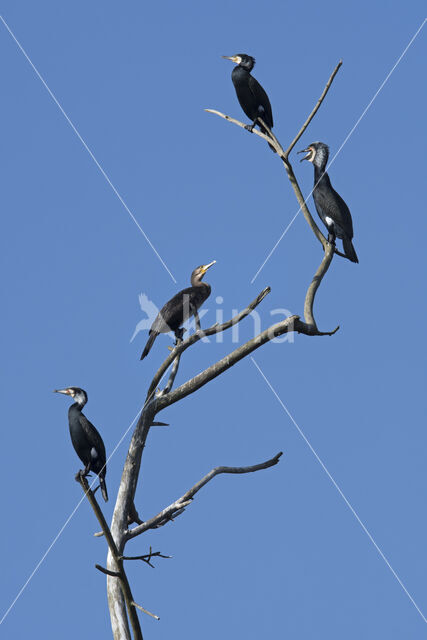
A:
78 61 343 639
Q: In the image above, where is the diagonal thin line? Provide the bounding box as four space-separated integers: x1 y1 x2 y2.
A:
0 401 143 625
0 14 177 284
251 18 426 284
250 211 301 284
250 356 427 624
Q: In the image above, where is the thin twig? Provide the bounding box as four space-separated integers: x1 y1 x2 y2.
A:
131 602 160 621
127 452 282 539
162 349 182 395
96 564 121 577
120 548 172 568
121 554 172 562
205 109 272 145
284 61 342 158
182 452 283 500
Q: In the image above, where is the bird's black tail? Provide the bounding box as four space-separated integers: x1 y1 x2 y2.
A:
100 476 108 502
342 236 359 263
140 331 157 360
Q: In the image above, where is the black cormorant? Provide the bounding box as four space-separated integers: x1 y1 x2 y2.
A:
299 142 358 263
54 387 108 501
140 261 216 360
222 54 275 152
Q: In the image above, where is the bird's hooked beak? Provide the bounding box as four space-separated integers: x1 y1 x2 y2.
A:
201 260 216 274
297 148 313 162
54 388 74 397
222 55 242 64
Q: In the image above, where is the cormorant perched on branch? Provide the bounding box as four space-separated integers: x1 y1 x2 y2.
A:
299 142 358 263
222 54 275 152
140 261 216 360
54 387 108 501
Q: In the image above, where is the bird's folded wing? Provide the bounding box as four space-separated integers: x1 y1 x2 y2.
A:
78 414 106 459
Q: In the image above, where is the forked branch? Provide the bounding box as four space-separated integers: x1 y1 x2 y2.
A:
206 60 346 257
154 314 338 414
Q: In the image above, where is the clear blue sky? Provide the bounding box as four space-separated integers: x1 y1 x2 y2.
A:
1 2 426 638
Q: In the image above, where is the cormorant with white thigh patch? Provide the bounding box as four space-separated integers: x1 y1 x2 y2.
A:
54 387 108 501
299 142 358 263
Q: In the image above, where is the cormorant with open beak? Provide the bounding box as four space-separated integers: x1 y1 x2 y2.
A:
222 54 275 152
299 142 358 263
140 261 216 360
54 387 108 501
